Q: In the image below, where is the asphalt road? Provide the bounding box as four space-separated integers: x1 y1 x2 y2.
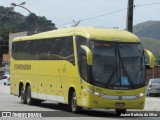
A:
0 85 160 120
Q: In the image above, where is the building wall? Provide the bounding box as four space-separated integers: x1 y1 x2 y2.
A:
9 32 28 55
2 54 9 65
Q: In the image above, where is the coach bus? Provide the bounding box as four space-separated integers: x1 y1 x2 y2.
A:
10 27 154 114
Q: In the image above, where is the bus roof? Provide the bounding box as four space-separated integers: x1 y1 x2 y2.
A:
13 27 140 42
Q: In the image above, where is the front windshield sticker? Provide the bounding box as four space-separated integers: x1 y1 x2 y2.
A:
121 77 129 86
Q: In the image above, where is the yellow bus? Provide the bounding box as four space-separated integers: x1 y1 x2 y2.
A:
10 27 154 114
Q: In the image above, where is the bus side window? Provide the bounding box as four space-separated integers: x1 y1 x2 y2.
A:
80 53 88 81
12 43 17 59
76 36 88 81
60 37 75 64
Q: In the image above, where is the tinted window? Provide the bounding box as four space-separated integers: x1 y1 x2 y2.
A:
12 41 34 60
76 36 88 80
1 76 8 79
12 36 75 64
151 79 160 84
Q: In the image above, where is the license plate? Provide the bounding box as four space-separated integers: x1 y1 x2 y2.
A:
115 102 125 106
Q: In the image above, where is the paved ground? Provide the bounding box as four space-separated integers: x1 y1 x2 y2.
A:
0 85 160 120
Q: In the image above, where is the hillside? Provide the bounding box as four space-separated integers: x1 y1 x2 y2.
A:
133 21 160 40
133 20 160 56
0 6 57 64
0 6 57 32
140 37 160 56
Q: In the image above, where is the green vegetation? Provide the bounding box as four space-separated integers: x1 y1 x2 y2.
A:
133 21 160 40
0 6 57 64
133 21 160 64
0 6 57 32
140 37 160 65
140 37 160 56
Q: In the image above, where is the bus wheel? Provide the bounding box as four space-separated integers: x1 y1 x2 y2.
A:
70 91 81 113
115 109 126 115
26 86 34 105
21 86 26 104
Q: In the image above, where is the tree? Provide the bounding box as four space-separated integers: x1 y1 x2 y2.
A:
0 25 16 64
0 6 57 65
155 56 160 65
19 13 57 32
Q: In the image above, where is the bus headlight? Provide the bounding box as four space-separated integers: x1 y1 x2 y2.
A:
136 93 144 98
94 92 100 96
139 93 144 97
87 88 104 97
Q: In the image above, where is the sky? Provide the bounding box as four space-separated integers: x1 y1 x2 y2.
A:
0 0 160 29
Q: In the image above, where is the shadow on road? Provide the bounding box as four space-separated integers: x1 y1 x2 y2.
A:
31 102 119 117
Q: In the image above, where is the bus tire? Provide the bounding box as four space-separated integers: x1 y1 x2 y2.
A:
115 109 126 115
70 91 82 113
21 86 26 104
26 86 34 105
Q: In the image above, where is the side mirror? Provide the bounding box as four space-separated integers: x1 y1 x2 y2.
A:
143 49 155 68
80 45 93 65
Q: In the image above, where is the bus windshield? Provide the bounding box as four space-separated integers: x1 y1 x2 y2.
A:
90 41 145 90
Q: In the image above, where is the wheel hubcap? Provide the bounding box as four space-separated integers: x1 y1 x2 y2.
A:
27 89 30 103
21 91 24 101
72 96 76 110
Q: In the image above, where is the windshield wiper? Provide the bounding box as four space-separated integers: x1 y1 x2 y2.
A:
118 49 135 88
105 67 117 87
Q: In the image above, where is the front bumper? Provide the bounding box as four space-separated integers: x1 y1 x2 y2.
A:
87 93 145 109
